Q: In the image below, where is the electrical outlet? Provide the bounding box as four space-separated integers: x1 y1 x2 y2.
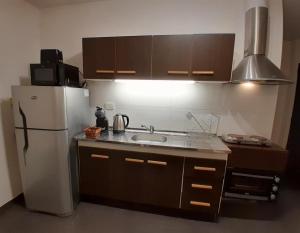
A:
104 102 115 110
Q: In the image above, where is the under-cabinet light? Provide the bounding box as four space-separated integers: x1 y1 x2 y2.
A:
114 79 195 84
241 82 256 89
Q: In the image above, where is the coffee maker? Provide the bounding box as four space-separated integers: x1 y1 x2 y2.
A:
95 107 109 132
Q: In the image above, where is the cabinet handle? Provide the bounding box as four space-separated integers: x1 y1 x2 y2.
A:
194 166 216 172
117 70 136 75
125 158 144 163
147 160 167 166
168 70 189 75
190 201 211 207
91 154 109 159
191 183 213 190
96 70 115 74
192 71 214 75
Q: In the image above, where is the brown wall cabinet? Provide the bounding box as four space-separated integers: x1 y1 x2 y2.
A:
191 34 235 81
78 145 226 221
152 35 193 79
82 37 116 79
82 34 235 81
82 36 152 79
116 36 152 78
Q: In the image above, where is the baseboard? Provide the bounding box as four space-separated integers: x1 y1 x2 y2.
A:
0 194 24 213
80 194 217 222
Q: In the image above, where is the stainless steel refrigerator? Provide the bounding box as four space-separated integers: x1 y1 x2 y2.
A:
12 86 90 216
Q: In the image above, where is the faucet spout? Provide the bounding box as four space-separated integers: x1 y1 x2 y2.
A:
149 125 155 134
141 124 155 134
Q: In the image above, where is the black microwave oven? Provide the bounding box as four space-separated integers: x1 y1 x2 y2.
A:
30 63 80 87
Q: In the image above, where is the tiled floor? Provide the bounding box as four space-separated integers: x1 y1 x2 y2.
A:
0 186 299 233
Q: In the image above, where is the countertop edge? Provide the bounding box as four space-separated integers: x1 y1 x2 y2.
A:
77 140 229 161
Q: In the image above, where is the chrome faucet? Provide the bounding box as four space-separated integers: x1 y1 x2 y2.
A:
141 124 155 133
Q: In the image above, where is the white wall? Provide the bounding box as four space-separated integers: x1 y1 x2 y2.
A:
0 0 40 207
39 0 283 138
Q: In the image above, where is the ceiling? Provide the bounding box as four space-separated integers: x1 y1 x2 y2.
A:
283 0 300 40
26 0 104 8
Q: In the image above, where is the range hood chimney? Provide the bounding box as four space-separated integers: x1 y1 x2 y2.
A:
231 6 292 84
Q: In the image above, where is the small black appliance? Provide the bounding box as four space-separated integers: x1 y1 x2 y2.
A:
31 49 80 87
30 63 80 87
41 49 63 64
95 107 109 132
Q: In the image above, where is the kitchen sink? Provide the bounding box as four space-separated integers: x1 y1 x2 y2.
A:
127 129 187 136
131 134 167 143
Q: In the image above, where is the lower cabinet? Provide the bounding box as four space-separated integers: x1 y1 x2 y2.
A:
79 147 122 200
79 147 183 208
78 146 226 221
181 158 226 219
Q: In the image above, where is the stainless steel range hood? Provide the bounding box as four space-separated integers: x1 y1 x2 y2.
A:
231 6 292 84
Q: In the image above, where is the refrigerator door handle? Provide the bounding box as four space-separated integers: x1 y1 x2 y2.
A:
19 102 29 166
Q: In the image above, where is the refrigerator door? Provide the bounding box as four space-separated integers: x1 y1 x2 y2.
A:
12 86 67 130
15 128 73 216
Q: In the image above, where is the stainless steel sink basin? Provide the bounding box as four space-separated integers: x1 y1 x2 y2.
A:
127 129 187 136
131 134 167 143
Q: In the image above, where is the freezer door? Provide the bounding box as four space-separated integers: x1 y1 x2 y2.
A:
15 128 74 215
12 86 67 130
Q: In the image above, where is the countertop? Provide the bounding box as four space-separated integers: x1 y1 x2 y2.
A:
75 129 231 155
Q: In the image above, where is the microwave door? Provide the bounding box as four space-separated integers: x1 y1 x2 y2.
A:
12 86 67 130
30 63 58 86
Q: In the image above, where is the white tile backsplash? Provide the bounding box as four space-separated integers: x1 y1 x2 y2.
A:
87 80 278 138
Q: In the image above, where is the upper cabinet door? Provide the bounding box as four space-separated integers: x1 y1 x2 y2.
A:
191 34 235 81
116 36 152 78
82 37 115 79
82 34 235 81
152 35 193 79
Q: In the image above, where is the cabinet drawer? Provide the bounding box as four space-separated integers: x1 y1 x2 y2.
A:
181 178 223 215
184 158 226 179
183 178 223 200
180 196 217 215
182 178 223 202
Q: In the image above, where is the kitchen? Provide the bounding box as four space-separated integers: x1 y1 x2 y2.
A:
0 0 299 232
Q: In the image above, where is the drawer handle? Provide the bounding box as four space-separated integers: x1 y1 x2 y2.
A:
191 183 213 190
194 166 216 172
147 160 167 166
190 201 211 207
168 70 189 75
91 154 109 159
117 70 136 74
125 158 144 163
96 70 115 74
192 71 214 75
